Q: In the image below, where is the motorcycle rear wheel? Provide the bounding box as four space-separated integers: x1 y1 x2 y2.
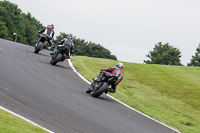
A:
34 42 43 54
50 53 63 65
92 82 108 98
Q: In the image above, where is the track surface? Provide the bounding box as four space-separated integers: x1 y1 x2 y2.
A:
0 39 178 133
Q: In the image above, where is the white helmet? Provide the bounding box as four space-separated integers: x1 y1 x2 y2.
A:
116 62 124 69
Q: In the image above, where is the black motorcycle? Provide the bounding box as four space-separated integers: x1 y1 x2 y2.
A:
34 34 50 54
86 72 117 98
50 43 71 65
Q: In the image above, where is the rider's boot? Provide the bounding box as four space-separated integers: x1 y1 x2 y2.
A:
86 86 93 93
104 89 108 94
86 82 95 93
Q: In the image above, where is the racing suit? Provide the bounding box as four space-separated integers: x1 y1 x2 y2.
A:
90 66 124 93
37 25 54 46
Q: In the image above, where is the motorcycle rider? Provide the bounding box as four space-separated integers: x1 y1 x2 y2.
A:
86 62 124 93
50 36 75 59
36 24 55 47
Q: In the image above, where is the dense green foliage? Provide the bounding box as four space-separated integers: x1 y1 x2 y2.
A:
187 44 200 66
144 42 182 65
0 0 117 60
0 0 44 45
53 32 117 60
72 56 200 133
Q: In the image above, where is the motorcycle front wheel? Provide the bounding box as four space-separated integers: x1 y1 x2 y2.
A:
34 42 43 54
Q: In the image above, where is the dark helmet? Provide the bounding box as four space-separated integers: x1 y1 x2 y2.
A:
68 36 72 40
116 62 124 69
51 24 54 29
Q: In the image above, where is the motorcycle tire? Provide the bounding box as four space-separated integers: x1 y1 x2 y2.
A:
34 42 43 54
92 82 108 98
50 53 62 65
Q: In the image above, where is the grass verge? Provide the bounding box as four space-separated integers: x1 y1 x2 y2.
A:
71 56 200 133
0 108 49 133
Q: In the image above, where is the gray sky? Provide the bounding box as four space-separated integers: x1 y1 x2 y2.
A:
8 0 200 65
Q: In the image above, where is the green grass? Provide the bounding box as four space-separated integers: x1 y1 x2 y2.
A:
71 56 200 133
0 108 49 133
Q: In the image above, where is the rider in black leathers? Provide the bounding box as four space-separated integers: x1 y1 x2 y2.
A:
50 36 74 59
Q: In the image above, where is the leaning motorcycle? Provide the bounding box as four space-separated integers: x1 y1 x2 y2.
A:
50 43 71 65
34 34 49 54
86 72 117 98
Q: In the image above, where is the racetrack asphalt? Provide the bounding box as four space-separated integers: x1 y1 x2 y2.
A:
0 39 179 133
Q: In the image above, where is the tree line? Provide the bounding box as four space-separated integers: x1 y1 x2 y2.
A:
0 1 117 60
144 42 200 66
0 1 44 45
1 1 200 65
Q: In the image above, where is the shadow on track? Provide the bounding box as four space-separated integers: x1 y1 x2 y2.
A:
53 64 71 69
98 95 114 102
38 60 71 70
37 53 51 57
85 92 115 102
25 49 51 57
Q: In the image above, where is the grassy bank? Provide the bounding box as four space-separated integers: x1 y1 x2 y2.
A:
71 56 200 133
0 108 48 133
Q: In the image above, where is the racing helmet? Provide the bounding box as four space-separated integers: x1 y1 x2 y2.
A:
116 62 124 69
68 36 72 41
68 36 72 39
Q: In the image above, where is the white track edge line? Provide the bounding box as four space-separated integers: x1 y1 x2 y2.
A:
68 58 181 133
0 106 55 133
